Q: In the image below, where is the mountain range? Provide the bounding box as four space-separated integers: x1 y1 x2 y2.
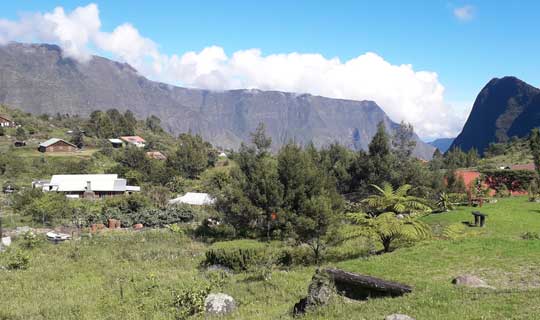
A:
0 42 434 159
450 76 540 154
428 138 454 153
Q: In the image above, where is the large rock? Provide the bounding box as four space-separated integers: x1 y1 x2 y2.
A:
293 270 335 316
385 314 415 320
452 275 495 289
204 293 236 316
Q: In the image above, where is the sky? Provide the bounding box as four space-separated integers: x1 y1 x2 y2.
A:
0 1 539 140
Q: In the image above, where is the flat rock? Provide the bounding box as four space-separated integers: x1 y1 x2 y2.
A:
206 264 233 274
385 314 415 320
205 293 236 316
452 275 495 289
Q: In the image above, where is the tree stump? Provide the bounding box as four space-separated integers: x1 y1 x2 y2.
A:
325 268 412 300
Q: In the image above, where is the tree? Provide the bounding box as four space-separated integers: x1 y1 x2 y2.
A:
70 127 84 149
217 127 285 239
348 212 431 252
370 122 391 156
145 115 163 133
167 134 214 179
466 148 480 167
362 183 431 217
15 127 26 141
294 195 339 264
392 121 416 158
251 123 272 155
530 128 540 177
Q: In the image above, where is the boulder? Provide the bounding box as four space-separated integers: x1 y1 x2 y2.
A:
452 275 495 289
205 293 236 316
1 236 11 247
385 314 415 320
133 223 143 230
293 270 335 316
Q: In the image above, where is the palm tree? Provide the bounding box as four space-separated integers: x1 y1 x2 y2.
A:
362 183 431 217
435 192 454 212
348 212 431 252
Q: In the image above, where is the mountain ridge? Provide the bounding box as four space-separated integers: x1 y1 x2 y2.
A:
0 42 435 158
450 76 540 154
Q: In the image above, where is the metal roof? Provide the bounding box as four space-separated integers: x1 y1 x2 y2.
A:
108 138 124 144
46 174 138 192
39 138 76 148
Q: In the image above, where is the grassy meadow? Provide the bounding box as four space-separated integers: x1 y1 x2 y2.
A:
2 196 540 319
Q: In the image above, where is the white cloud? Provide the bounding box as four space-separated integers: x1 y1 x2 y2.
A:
453 5 475 22
0 3 466 139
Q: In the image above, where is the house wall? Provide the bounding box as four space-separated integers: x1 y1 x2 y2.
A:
39 141 77 153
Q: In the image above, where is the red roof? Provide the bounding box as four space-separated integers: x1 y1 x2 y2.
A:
120 136 146 143
509 163 535 171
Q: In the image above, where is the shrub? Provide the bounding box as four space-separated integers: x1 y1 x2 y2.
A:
522 231 540 240
194 219 235 240
495 184 511 198
171 283 211 320
276 246 315 266
20 231 42 249
124 205 196 228
2 249 30 270
202 240 272 272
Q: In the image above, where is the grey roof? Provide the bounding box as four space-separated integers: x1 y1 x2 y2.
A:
46 174 139 192
39 138 76 148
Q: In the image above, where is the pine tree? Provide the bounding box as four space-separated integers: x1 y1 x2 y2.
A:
530 128 540 177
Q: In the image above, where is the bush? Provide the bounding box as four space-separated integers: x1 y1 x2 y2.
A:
1 249 30 270
202 240 272 272
495 184 511 198
194 217 236 241
171 284 211 320
276 246 315 266
20 231 42 249
121 204 196 228
522 231 540 240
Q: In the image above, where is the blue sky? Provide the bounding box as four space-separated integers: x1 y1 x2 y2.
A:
0 1 539 139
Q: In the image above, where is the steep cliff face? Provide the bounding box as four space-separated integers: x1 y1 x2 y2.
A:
0 42 434 158
450 77 540 153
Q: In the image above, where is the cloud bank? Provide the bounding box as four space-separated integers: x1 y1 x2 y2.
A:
0 3 466 139
453 5 475 22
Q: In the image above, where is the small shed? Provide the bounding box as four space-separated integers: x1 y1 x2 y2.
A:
108 138 124 148
0 115 14 127
38 138 78 153
169 192 215 206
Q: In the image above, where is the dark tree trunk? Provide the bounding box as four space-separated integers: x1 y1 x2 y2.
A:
325 268 412 299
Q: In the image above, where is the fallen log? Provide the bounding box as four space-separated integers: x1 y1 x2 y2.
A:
325 268 412 300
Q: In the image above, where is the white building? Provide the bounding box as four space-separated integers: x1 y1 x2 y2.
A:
168 192 215 206
34 174 140 198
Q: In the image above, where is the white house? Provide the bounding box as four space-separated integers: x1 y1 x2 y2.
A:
34 174 140 198
168 192 215 206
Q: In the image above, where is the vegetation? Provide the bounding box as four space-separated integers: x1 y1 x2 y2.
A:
4 106 540 319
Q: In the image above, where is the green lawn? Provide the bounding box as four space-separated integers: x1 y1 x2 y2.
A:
2 197 540 319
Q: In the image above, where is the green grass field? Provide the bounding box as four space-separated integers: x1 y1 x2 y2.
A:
2 197 540 319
